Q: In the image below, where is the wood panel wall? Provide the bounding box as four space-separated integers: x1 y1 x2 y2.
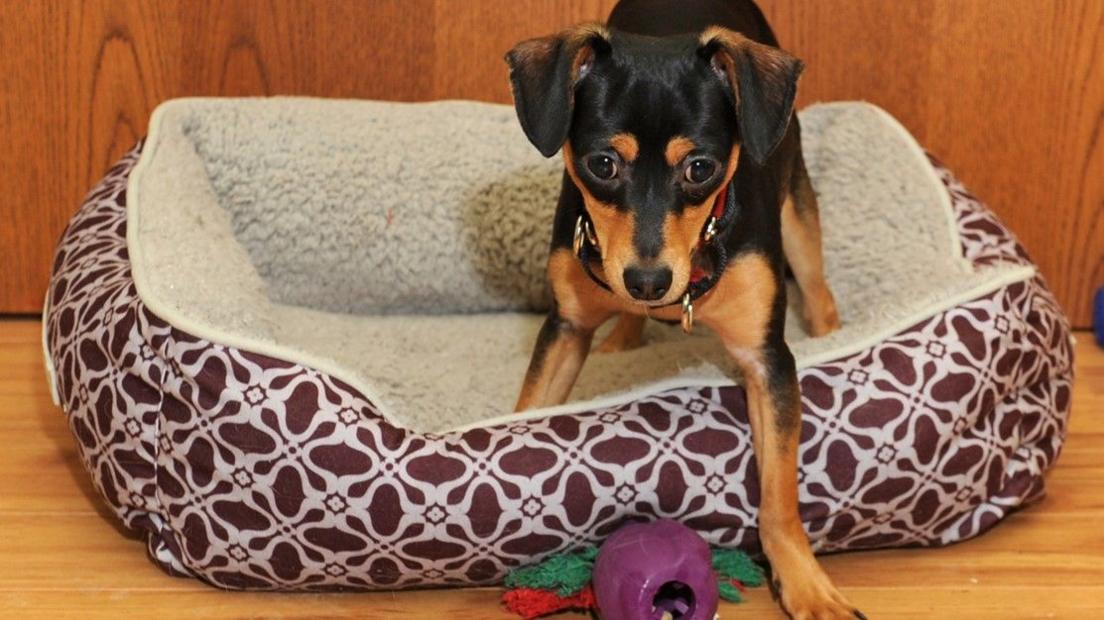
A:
2 0 1100 326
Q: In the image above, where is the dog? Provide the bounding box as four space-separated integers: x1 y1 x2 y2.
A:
505 0 859 618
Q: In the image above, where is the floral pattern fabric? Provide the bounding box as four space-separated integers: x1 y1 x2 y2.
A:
45 146 1073 590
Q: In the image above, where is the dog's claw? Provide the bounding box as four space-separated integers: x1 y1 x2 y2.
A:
763 553 858 619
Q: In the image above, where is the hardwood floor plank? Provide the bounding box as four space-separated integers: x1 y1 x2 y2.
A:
3 319 1102 618
4 586 1104 620
3 511 1100 593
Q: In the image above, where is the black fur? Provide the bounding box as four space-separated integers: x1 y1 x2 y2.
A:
507 4 857 615
507 3 804 268
510 0 802 381
510 0 809 437
505 30 612 157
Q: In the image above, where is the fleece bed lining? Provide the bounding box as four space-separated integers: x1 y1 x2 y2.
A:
126 98 1032 434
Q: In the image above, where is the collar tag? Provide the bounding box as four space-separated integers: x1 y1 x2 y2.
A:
573 215 598 258
702 216 718 243
681 293 694 334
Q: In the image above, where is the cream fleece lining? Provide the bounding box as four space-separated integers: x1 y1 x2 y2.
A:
123 98 1032 434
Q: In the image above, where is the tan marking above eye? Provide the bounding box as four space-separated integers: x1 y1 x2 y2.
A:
665 136 697 166
562 142 636 292
609 133 639 162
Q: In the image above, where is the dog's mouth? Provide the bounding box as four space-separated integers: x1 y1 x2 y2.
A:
614 255 714 309
640 292 684 308
630 252 713 308
607 248 714 309
631 298 672 309
613 283 688 309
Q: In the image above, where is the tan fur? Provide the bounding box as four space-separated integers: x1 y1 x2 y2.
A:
699 27 799 119
530 247 853 616
698 252 777 347
610 133 640 162
594 314 646 353
565 23 610 46
513 325 592 412
727 350 855 620
646 144 742 306
664 136 696 166
517 22 850 620
781 196 840 337
567 137 742 308
510 23 610 79
510 37 558 64
518 251 777 410
562 143 640 301
529 245 852 615
699 25 745 48
546 248 619 329
514 249 616 411
699 27 742 104
564 140 739 308
565 24 611 79
546 250 778 332
707 266 853 618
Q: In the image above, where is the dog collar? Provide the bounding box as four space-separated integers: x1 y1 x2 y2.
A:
573 183 738 333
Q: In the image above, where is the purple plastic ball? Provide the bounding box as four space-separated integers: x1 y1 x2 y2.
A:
592 519 719 620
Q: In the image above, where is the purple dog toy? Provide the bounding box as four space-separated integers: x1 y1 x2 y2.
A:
592 519 719 620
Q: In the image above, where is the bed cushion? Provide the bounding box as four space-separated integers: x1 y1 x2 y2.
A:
44 98 1074 590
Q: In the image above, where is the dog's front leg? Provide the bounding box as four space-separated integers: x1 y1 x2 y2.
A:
728 341 861 620
514 310 597 412
594 313 646 353
705 249 859 618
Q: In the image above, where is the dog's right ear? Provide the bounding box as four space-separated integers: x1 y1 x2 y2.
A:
698 27 803 166
505 24 611 157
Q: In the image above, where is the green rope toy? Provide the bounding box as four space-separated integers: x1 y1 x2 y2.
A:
501 546 765 619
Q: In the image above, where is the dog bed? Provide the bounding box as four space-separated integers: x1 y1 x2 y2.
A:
44 98 1073 590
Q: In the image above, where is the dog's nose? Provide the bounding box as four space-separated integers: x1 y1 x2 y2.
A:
623 266 672 301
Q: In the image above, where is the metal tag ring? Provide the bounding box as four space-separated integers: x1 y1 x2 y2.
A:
584 219 598 250
702 216 718 243
573 215 600 257
681 293 694 334
573 215 585 257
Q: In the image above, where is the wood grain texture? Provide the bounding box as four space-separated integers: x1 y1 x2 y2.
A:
759 0 1104 329
0 0 434 313
2 318 1102 618
430 0 618 103
1 1 1101 326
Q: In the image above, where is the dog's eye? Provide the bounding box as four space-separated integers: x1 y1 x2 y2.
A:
586 155 619 180
685 159 718 184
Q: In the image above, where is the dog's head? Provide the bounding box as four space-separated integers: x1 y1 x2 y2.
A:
506 25 801 305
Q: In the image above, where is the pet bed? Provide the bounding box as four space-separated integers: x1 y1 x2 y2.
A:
43 98 1074 590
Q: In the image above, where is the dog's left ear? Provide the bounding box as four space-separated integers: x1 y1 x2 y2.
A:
699 27 803 166
505 24 611 157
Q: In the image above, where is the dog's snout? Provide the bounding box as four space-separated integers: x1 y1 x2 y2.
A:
623 265 672 301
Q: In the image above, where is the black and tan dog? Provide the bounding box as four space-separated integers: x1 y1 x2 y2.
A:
506 0 858 618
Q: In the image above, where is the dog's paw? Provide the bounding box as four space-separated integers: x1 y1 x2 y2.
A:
777 578 863 620
803 288 841 338
782 592 864 620
769 549 862 620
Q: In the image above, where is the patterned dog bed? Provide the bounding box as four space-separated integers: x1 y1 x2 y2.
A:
44 98 1073 590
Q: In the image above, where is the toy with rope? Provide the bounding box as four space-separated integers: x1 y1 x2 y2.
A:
501 519 765 620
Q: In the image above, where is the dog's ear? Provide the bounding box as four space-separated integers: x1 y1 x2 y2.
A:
505 24 611 157
698 27 803 166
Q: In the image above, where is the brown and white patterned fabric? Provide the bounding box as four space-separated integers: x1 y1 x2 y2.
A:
45 145 1074 590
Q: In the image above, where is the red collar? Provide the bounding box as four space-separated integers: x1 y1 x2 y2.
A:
690 184 728 284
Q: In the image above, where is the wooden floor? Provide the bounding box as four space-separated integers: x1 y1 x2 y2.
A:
2 318 1101 619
